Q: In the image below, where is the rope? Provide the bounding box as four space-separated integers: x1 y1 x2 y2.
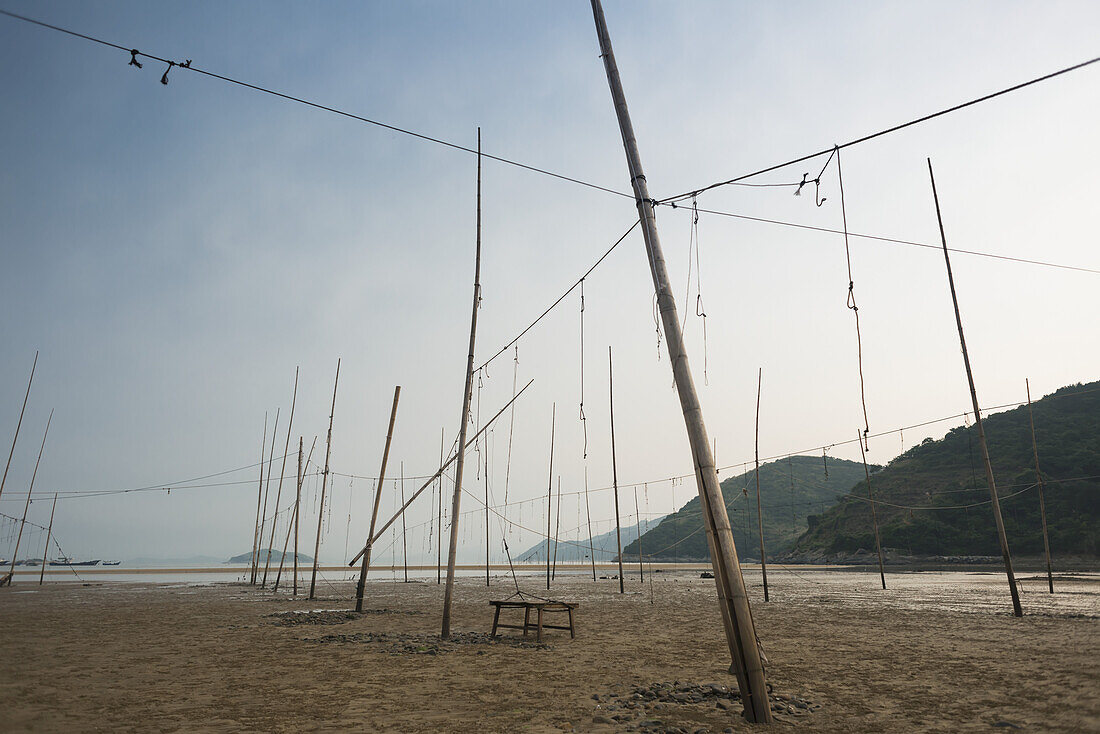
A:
578 280 588 459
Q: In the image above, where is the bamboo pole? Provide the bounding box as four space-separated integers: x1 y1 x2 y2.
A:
293 438 302 595
0 351 37 505
552 476 562 581
39 492 57 585
754 368 769 602
355 386 401 612
8 409 51 583
928 159 1022 617
401 462 409 583
442 130 483 639
858 430 886 589
309 358 340 600
608 347 625 594
590 2 770 719
256 408 279 584
634 486 644 582
584 466 596 581
545 405 556 591
263 367 298 587
483 450 490 587
1025 379 1054 593
349 382 533 566
250 413 268 585
437 427 444 584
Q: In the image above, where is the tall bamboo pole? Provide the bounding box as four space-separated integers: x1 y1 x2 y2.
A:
584 466 596 581
293 438 302 595
39 492 57 585
1026 378 1054 593
545 405 556 591
634 486 644 582
608 347 625 594
858 431 886 589
8 409 51 583
356 386 401 612
0 351 37 505
754 368 768 602
442 129 483 639
256 408 280 584
590 2 770 719
928 159 1022 617
263 367 298 587
483 450 490 587
401 462 408 583
437 428 444 585
309 358 340 600
250 413 268 584
273 436 306 593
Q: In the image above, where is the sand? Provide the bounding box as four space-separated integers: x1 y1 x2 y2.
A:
0 568 1096 733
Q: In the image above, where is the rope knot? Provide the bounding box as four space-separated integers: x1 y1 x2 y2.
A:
128 49 142 68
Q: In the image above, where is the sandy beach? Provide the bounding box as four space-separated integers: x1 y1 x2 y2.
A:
0 568 1096 733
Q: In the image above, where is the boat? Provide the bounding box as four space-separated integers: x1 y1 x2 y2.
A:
49 558 101 566
102 560 121 566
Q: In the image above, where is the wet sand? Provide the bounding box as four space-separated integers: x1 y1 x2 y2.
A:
0 569 1096 732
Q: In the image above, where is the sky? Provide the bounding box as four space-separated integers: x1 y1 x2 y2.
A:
1 1 1097 565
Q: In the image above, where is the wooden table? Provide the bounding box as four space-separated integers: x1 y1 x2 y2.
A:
489 599 576 643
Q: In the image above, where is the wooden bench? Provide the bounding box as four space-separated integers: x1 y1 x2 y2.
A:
490 599 576 643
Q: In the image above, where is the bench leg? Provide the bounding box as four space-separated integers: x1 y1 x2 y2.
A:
568 607 575 639
523 606 530 637
537 607 544 643
491 606 501 638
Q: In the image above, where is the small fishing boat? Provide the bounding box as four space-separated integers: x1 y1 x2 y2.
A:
49 558 101 566
102 560 121 566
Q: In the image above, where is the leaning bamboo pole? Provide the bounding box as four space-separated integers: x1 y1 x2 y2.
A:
857 431 886 589
545 405 556 591
39 492 58 585
1025 379 1054 593
309 359 340 600
584 466 597 581
608 347 625 594
442 130 483 639
263 368 298 587
437 428 444 585
0 351 37 505
928 158 1022 617
8 409 51 583
249 413 268 584
552 476 562 581
256 408 280 584
355 386 401 613
754 368 769 602
590 1 770 719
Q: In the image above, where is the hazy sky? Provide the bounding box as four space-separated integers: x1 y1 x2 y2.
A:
1 1 1097 564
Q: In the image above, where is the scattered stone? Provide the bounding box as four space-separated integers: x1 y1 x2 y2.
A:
592 715 613 724
305 630 547 653
992 723 1021 730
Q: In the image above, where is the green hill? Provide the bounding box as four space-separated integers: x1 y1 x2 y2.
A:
227 549 314 564
518 516 663 565
622 455 871 561
791 381 1100 558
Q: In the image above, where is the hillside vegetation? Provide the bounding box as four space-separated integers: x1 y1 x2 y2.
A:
791 381 1100 558
622 456 871 561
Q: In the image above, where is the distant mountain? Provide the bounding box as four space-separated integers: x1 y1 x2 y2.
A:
227 549 314 564
623 456 871 561
791 381 1100 558
517 516 664 565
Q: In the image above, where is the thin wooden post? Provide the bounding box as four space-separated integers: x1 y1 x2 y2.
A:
250 413 268 585
256 408 280 584
356 385 401 612
437 427 444 585
552 476 562 581
263 367 298 587
294 438 302 595
309 358 340 600
928 158 1022 617
608 347 625 594
584 466 597 581
401 462 409 583
1025 379 1054 593
484 450 490 587
8 409 51 583
858 431 886 589
441 128 483 640
634 486 644 582
545 404 556 591
590 2 770 719
0 351 37 505
754 368 769 602
39 492 57 585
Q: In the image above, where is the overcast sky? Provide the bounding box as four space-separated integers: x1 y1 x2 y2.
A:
1 1 1097 565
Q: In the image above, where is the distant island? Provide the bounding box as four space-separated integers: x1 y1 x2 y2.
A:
227 549 314 565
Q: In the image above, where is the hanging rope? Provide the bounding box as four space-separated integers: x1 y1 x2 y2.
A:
688 197 710 385
579 279 588 458
835 146 872 450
